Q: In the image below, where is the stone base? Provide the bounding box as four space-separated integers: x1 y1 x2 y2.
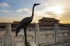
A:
17 42 37 46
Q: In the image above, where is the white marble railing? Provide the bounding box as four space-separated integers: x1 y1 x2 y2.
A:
0 23 70 46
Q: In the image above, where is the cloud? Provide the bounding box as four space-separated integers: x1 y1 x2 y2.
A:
0 10 10 13
16 8 31 13
57 8 70 23
34 10 50 18
0 2 9 8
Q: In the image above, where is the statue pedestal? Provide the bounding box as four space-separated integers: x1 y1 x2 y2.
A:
17 42 37 46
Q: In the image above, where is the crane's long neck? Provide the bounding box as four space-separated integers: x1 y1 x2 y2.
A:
31 6 35 19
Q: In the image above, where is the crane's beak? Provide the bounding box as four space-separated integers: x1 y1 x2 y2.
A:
34 3 41 6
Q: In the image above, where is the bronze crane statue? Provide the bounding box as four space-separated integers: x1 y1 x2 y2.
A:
15 3 40 46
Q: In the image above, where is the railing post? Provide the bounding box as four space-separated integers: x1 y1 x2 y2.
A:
4 23 12 46
35 23 40 46
54 24 60 43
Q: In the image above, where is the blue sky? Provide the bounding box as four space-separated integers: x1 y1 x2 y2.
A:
0 0 41 22
0 0 70 23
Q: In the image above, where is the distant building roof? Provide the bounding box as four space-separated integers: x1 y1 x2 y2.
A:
39 17 59 22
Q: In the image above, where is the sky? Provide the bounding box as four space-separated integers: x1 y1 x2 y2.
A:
0 0 70 24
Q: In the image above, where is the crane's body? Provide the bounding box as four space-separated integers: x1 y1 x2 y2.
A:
16 17 32 36
15 3 40 46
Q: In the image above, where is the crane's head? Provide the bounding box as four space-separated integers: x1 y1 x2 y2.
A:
34 3 41 6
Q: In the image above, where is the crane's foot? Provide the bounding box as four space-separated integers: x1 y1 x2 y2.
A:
25 42 30 46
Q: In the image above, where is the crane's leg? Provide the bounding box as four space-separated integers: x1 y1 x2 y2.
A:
24 28 28 46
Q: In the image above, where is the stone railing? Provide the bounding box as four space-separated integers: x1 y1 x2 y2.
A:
0 23 70 46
